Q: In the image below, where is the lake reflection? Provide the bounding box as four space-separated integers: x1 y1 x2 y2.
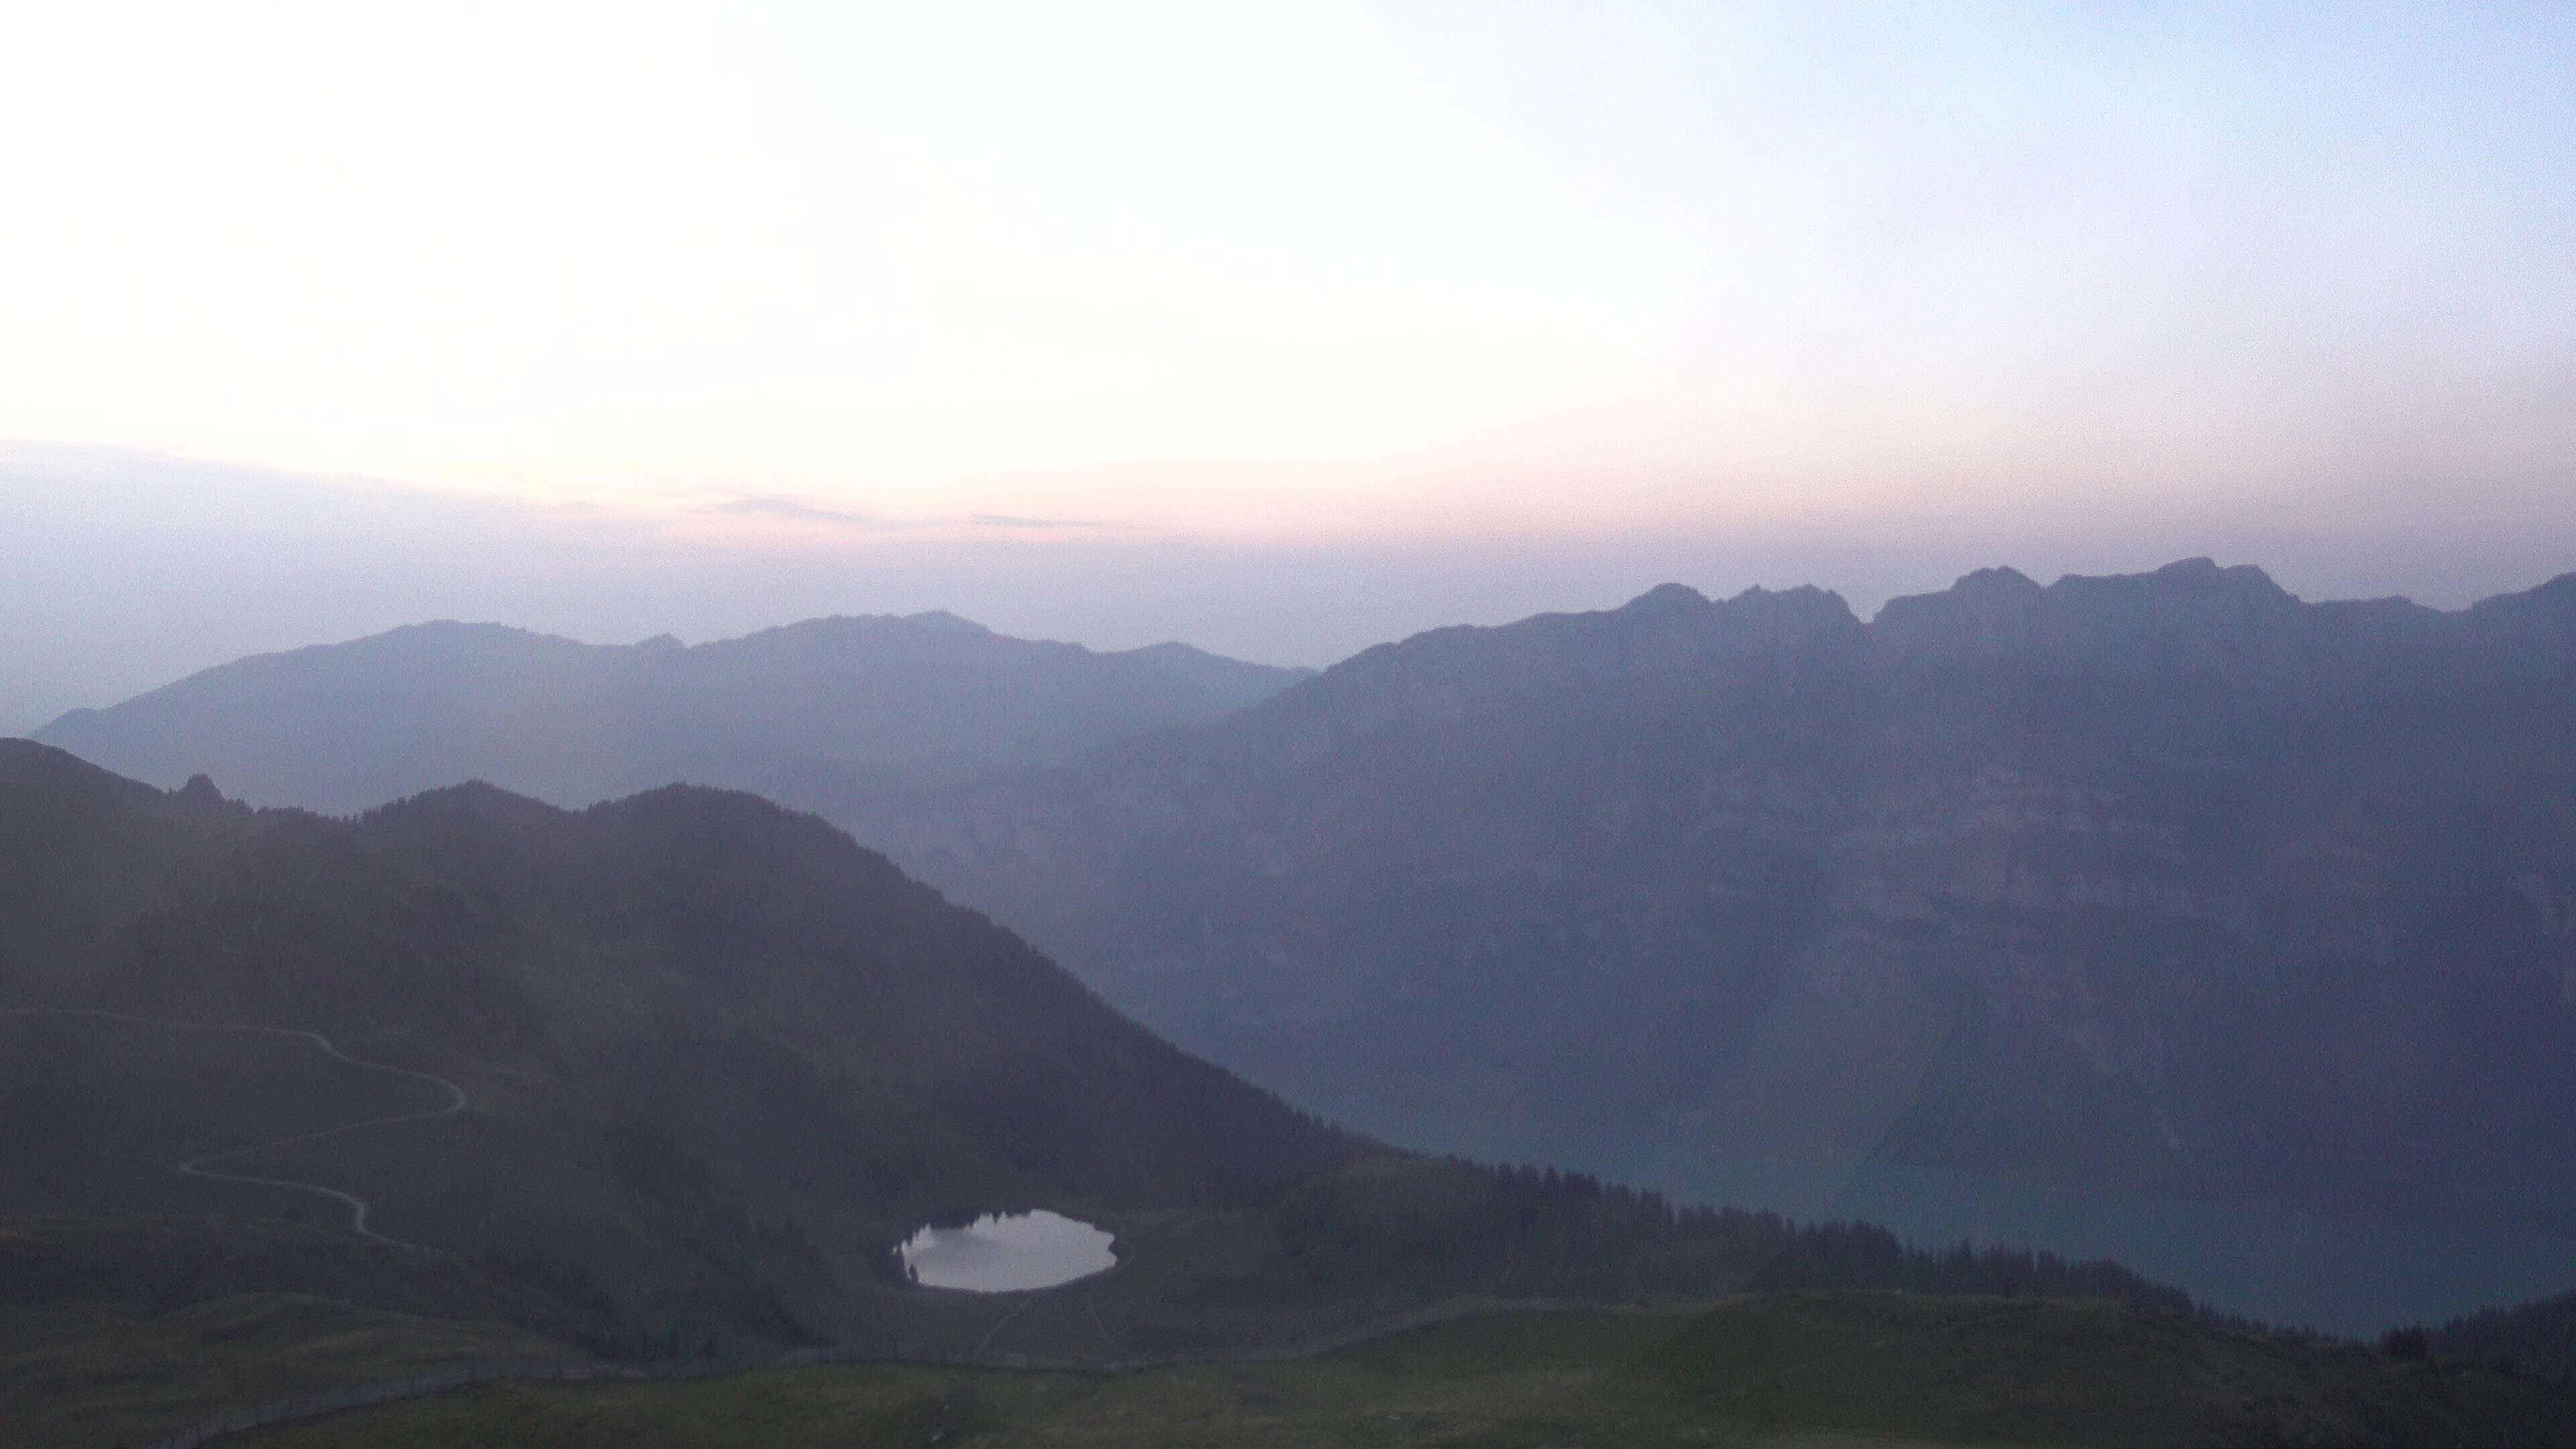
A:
898 1210 1117 1291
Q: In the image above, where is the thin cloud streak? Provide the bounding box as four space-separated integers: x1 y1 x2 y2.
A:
6 445 2569 739
704 495 910 528
685 493 1140 542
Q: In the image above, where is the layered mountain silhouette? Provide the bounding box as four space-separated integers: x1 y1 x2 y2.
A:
32 612 1311 814
0 739 1359 1346
0 741 2210 1403
826 560 2576 1260
25 561 2576 1328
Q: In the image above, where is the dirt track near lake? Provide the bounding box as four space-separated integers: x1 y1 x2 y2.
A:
0 1006 468 1250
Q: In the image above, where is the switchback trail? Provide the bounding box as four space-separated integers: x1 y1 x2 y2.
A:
0 1006 468 1250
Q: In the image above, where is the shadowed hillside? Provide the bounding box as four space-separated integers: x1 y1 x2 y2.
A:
2425 1287 2576 1385
0 737 1362 1354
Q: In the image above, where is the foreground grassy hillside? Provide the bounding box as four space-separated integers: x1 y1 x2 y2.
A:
235 1294 2576 1449
0 1216 608 1448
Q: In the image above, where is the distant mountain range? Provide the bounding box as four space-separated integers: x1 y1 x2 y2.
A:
32 613 1311 814
23 561 2576 1331
822 561 2576 1295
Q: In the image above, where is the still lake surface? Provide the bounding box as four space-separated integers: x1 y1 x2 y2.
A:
898 1210 1118 1292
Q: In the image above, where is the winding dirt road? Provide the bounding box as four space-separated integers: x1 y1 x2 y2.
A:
0 1006 468 1250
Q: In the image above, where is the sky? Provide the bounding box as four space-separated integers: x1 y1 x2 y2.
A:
4 1 2573 731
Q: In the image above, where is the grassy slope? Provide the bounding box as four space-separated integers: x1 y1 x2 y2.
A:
237 1295 2576 1449
1605 1293 2576 1448
0 1012 437 1220
3 1293 580 1449
0 1216 613 1449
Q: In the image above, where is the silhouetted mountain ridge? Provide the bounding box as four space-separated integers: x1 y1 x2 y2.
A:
1308 558 2576 698
1193 561 2576 771
33 612 1313 815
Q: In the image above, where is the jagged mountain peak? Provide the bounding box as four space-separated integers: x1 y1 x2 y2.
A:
1615 580 1862 630
1223 561 2573 754
1722 582 1864 626
2059 556 2296 604
1622 582 1711 614
896 608 996 637
1872 559 2381 673
1950 564 2043 594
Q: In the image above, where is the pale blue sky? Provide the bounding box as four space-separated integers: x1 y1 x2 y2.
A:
3 3 2571 726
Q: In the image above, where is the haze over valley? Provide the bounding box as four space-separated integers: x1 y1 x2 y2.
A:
9 3 2576 1444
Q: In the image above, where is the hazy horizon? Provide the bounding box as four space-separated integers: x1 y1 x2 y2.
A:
8 1 2573 727
7 439 2571 737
